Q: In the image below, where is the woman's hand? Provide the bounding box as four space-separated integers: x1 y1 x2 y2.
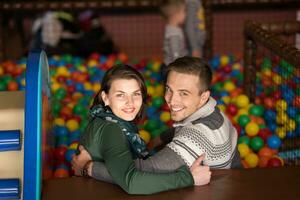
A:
189 154 211 186
71 145 92 176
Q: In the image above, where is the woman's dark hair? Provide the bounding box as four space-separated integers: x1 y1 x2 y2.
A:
92 64 147 119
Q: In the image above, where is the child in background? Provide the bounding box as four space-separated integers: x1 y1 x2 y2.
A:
160 0 188 66
184 0 206 57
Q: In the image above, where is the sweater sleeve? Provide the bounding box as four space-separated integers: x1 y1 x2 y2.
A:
92 146 186 182
99 123 194 195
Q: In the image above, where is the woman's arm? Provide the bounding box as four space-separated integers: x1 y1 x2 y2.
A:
99 123 194 195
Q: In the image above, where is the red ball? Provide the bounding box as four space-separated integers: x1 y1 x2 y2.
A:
258 128 272 142
226 103 238 116
264 97 275 109
54 146 68 161
267 157 283 167
54 168 69 178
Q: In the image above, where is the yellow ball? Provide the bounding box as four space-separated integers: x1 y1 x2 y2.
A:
220 55 230 66
57 66 70 76
87 60 98 67
245 153 259 168
51 82 60 93
84 82 93 90
245 122 259 137
275 127 286 139
160 111 170 122
93 83 101 93
54 118 65 126
223 81 236 92
221 96 231 104
152 62 161 72
238 143 250 158
147 86 155 96
237 108 248 117
272 74 282 85
0 66 3 76
236 94 250 108
139 130 151 144
284 119 296 132
69 142 79 150
217 104 226 112
155 85 164 96
66 119 79 132
276 100 287 111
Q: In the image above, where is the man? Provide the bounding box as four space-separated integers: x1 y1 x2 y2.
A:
72 56 240 183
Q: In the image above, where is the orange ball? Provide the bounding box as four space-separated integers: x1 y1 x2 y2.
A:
7 81 19 91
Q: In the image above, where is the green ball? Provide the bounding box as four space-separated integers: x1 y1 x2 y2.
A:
150 129 162 138
52 101 62 114
73 104 86 115
145 119 160 132
249 105 264 116
238 114 250 127
250 136 264 152
238 136 250 146
54 88 67 100
152 97 164 108
0 81 7 91
295 114 300 125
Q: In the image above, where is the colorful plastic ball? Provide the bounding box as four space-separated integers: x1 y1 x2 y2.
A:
236 94 249 108
226 103 238 116
220 55 230 66
245 122 259 137
66 119 79 132
238 136 250 145
54 126 69 137
54 168 69 178
275 99 288 111
267 135 282 149
139 130 151 144
65 149 76 162
257 128 272 142
238 114 250 127
144 119 160 132
267 156 283 167
7 80 19 91
250 136 264 152
0 81 7 91
263 97 275 109
258 146 276 158
160 111 170 122
244 153 259 168
238 143 250 158
152 96 164 108
69 142 79 150
54 118 65 126
258 156 271 168
223 81 236 92
249 105 264 117
54 146 68 161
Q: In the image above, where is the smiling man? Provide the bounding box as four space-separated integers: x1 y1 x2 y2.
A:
159 56 241 168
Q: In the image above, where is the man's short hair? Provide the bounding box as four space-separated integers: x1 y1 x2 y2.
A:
160 0 185 19
165 56 213 93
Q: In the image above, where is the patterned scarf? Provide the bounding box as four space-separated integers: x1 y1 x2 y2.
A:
90 104 149 159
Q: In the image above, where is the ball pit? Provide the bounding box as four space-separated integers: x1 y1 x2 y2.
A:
2 53 299 177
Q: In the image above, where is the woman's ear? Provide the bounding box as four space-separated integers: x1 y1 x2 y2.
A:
101 91 109 106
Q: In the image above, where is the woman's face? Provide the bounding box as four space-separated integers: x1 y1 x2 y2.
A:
101 78 143 121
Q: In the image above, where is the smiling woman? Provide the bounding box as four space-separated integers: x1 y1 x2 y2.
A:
72 64 206 195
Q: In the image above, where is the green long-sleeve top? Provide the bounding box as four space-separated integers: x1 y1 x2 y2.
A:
79 117 194 195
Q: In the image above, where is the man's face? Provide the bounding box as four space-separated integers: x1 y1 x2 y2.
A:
164 71 207 122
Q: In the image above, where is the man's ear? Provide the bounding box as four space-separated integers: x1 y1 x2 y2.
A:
201 90 210 103
101 91 109 106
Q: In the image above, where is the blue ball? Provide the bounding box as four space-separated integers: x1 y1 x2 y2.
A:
65 149 76 162
267 135 281 149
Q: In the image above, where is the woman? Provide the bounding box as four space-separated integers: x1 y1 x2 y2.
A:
72 64 209 194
